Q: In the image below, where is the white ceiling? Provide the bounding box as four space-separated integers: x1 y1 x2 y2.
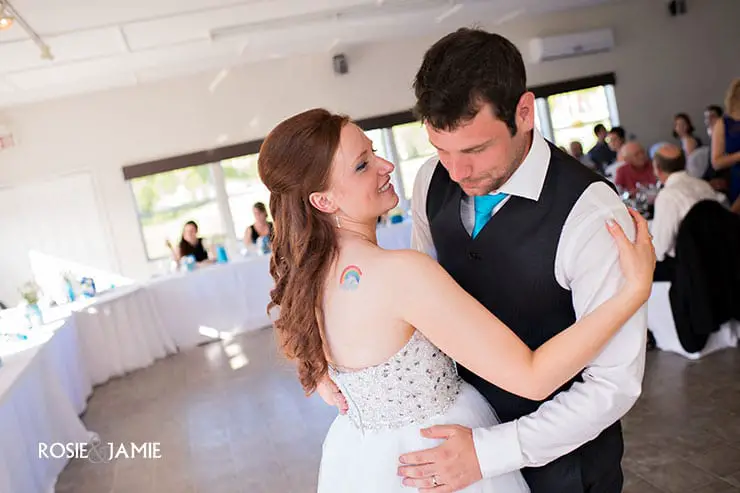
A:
0 0 612 108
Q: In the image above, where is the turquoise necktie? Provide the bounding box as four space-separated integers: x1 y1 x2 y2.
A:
472 193 508 238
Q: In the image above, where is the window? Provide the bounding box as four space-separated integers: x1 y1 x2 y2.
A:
129 75 620 263
534 105 543 134
221 154 271 242
545 85 616 151
362 121 436 201
364 128 390 160
131 164 224 260
356 78 620 203
392 121 437 201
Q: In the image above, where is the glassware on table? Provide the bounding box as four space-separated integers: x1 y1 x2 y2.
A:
25 303 44 327
257 236 271 255
80 277 97 298
215 244 229 263
180 254 197 272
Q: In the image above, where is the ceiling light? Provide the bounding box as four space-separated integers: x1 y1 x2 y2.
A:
0 0 12 31
0 15 13 30
0 1 52 59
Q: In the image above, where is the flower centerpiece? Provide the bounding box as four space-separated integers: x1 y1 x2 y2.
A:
19 281 40 305
19 281 43 326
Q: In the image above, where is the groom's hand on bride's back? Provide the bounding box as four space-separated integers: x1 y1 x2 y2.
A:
397 425 481 492
316 375 348 415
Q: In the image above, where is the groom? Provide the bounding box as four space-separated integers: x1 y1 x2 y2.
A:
395 29 647 493
319 28 646 492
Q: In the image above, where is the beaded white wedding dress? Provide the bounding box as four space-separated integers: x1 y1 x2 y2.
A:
317 330 530 492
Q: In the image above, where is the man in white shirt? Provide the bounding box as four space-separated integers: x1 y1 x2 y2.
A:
569 140 597 170
395 28 646 493
651 143 720 281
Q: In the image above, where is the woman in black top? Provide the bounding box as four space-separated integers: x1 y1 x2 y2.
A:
243 202 274 246
175 220 209 263
673 113 703 156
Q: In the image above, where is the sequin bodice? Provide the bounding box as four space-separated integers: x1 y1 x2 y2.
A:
328 331 462 432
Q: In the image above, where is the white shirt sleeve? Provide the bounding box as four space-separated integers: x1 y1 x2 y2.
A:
409 157 439 259
472 182 647 477
651 192 680 262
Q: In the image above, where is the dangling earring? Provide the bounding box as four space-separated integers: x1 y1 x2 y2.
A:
335 215 341 229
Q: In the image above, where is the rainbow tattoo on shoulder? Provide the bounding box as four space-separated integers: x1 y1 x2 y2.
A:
339 265 362 291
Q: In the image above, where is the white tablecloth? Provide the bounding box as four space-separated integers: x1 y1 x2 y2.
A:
72 285 178 386
0 318 91 493
147 256 274 350
648 281 740 359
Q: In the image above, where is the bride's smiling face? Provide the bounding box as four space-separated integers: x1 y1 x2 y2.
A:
312 123 399 222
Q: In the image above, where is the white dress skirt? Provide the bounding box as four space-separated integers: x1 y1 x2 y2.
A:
317 331 529 493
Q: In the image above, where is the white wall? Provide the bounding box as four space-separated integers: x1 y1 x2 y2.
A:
0 0 738 300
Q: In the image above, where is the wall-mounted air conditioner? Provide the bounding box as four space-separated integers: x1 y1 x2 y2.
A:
529 28 614 63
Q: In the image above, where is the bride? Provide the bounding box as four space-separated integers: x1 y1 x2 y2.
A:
257 109 654 492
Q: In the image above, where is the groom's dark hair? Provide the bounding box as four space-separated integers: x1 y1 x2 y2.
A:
413 28 526 137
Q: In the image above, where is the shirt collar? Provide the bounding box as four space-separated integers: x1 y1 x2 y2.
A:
494 129 551 201
663 170 687 187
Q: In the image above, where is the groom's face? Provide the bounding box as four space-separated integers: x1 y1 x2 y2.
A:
426 97 534 196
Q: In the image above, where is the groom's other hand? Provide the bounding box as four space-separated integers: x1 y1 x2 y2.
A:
397 425 481 492
316 375 348 414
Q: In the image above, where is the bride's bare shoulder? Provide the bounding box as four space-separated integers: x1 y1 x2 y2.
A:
334 245 442 288
376 248 441 277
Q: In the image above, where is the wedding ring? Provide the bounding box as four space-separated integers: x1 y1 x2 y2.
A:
432 475 439 487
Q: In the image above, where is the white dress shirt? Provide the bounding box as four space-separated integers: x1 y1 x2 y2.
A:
410 130 647 478
652 171 720 261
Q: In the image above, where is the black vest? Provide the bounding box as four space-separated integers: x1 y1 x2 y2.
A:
427 143 623 493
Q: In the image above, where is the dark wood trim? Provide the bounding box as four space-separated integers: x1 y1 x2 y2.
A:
122 139 263 180
123 71 616 181
122 109 418 181
355 110 416 131
529 72 616 99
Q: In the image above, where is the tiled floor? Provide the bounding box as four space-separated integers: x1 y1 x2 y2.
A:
55 328 740 493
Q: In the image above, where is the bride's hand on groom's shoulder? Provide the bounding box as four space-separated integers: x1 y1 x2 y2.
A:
316 375 348 415
606 208 656 302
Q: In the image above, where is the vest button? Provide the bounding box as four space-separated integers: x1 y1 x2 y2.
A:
468 251 481 260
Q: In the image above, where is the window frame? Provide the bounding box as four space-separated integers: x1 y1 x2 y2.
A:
124 73 620 261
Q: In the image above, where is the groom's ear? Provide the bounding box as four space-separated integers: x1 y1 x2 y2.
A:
516 92 536 133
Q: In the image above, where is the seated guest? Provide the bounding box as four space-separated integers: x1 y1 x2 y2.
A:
167 220 210 264
686 105 731 191
607 126 626 155
243 201 274 246
705 104 724 136
587 123 616 172
569 140 596 169
614 141 658 193
649 141 667 158
603 126 628 177
651 144 719 281
705 104 732 191
673 113 703 156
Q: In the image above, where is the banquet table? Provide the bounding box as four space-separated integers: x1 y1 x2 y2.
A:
146 255 274 350
0 217 414 492
71 284 178 386
0 318 91 493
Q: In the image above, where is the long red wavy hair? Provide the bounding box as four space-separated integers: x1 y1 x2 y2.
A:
258 109 349 395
